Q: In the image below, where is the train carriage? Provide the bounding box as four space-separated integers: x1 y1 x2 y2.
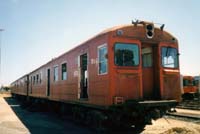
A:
11 75 29 97
11 20 181 127
182 75 198 99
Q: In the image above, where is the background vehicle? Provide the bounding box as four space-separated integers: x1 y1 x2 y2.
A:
11 20 181 128
182 75 198 100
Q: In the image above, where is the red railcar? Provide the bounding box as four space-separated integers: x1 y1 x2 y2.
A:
11 20 181 127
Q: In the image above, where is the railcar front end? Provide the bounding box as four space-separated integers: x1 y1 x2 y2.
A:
107 21 181 126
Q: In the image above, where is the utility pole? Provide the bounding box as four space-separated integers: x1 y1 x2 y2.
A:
0 29 4 89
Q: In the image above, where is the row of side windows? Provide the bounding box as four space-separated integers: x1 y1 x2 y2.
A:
31 73 42 85
29 44 107 85
53 45 108 82
29 63 67 85
13 45 108 90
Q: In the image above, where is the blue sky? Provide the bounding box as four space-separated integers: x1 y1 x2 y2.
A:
0 0 200 86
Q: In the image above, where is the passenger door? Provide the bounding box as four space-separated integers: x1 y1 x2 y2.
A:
113 41 142 100
78 53 88 99
142 44 160 100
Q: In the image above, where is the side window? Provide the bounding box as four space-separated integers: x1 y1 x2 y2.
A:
40 72 42 83
54 66 59 81
33 76 36 85
98 44 108 74
36 74 39 83
183 79 188 86
61 63 67 80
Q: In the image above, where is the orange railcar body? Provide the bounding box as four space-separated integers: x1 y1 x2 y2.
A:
11 22 181 108
183 76 198 93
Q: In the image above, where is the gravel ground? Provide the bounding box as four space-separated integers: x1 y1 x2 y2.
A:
0 94 200 134
142 114 200 134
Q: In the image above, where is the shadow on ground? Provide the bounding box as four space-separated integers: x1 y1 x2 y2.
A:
4 97 145 134
4 97 94 134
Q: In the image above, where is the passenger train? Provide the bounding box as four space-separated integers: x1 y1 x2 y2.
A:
11 20 181 128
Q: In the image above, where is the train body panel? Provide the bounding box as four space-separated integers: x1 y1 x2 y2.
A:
11 23 181 105
22 34 111 106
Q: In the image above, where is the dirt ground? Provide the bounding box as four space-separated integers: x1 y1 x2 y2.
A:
0 92 11 98
142 116 200 134
0 94 200 134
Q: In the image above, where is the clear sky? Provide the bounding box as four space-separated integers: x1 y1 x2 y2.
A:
0 0 200 86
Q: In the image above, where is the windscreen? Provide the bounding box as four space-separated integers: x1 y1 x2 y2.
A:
161 47 178 68
115 43 139 66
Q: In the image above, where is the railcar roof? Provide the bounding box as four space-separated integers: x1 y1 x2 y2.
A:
27 25 130 74
13 23 177 80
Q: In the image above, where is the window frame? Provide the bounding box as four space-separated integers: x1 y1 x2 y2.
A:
98 43 108 75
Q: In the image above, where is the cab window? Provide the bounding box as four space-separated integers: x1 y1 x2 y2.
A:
115 43 139 66
161 47 178 68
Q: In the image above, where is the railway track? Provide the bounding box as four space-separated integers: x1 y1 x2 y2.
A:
167 111 200 120
166 108 200 122
166 98 200 121
177 99 200 110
